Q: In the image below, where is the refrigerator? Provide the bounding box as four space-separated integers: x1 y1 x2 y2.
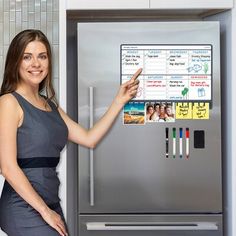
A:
77 22 222 235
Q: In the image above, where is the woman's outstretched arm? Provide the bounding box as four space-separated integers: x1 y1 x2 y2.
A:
59 68 142 148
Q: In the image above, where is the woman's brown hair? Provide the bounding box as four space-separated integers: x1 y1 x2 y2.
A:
0 29 57 105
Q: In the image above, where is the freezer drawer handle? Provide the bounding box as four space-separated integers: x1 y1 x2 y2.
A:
86 222 218 231
89 87 94 206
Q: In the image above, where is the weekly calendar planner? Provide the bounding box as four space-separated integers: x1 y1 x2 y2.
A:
121 44 212 101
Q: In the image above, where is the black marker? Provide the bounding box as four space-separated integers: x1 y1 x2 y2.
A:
165 128 169 158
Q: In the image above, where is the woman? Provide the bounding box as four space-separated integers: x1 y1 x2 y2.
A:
145 104 154 122
150 103 160 121
165 104 175 122
158 103 168 122
0 29 141 236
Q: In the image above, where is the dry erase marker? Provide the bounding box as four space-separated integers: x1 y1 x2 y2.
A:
165 128 169 158
173 128 176 158
179 128 183 158
186 128 190 159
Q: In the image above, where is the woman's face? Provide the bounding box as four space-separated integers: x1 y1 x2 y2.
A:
160 105 165 113
166 107 172 115
147 106 154 114
18 40 48 87
154 105 159 112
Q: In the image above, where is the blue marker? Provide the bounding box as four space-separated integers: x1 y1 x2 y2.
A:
179 128 183 158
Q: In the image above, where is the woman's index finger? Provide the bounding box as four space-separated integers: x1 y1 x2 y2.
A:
131 68 142 81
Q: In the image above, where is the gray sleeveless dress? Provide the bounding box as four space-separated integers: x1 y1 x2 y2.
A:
0 92 68 236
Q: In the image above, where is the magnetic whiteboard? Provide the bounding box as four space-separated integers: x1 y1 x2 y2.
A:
121 44 212 101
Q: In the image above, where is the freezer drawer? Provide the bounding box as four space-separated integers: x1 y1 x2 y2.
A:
79 214 222 236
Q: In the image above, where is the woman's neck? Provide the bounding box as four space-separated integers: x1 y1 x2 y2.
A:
16 84 40 100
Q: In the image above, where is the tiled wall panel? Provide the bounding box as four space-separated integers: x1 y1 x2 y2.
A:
0 0 59 96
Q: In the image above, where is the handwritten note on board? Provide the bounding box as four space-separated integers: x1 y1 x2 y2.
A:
192 103 209 119
176 103 193 119
176 102 210 119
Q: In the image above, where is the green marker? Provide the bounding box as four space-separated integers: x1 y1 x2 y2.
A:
173 128 176 158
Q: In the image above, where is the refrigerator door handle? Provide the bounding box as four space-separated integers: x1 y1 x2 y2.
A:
86 222 218 231
89 87 94 206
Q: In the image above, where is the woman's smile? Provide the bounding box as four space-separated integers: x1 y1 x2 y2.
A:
28 70 43 75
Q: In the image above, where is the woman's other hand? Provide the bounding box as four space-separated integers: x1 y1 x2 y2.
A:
115 68 142 105
40 207 68 236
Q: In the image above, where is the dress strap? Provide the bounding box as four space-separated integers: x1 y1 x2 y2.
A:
11 91 30 111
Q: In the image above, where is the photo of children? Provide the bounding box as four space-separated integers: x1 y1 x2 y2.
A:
145 102 175 123
123 102 145 125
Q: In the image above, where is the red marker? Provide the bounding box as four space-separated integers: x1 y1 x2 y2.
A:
186 128 189 159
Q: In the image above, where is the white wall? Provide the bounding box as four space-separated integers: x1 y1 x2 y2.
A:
0 176 4 196
231 3 236 236
58 0 67 225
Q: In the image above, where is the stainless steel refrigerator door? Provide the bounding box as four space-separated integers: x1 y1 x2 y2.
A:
79 214 222 236
77 22 222 213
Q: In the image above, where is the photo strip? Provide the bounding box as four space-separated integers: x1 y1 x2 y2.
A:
145 102 175 123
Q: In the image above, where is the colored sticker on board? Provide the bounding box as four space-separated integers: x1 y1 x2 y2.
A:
176 103 193 119
192 103 209 119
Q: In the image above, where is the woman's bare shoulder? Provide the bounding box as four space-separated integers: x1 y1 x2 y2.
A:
0 93 19 112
